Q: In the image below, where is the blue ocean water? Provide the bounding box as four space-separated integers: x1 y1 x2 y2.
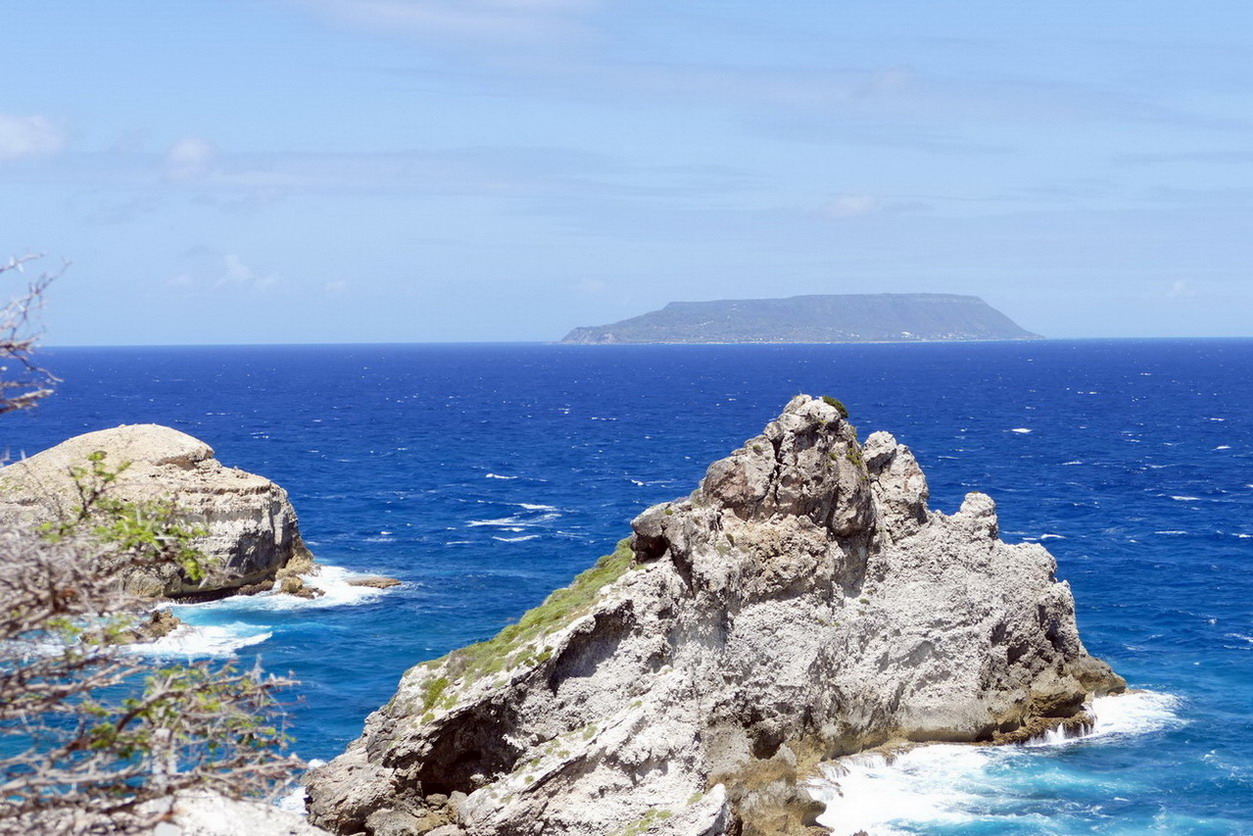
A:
4 340 1251 834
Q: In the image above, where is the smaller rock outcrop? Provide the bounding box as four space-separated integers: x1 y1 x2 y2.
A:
0 424 315 599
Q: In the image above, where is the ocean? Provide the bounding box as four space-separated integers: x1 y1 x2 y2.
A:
4 340 1251 834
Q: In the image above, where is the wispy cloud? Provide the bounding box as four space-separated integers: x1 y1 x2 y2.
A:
167 251 279 293
821 194 930 219
1115 149 1253 166
0 114 67 160
1166 279 1197 300
164 137 218 181
297 0 596 42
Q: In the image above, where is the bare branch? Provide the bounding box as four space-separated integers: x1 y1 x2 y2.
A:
0 253 66 416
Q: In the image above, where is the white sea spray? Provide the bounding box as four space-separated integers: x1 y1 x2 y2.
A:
810 692 1181 834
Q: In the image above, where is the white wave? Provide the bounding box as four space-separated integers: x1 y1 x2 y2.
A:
1226 633 1253 644
468 511 559 529
468 516 523 527
1170 496 1201 502
518 503 558 512
173 566 394 616
810 691 1180 834
276 758 325 814
631 479 645 486
1061 460 1084 466
493 535 539 543
810 745 991 835
485 473 517 480
1215 445 1232 450
1155 530 1189 535
1038 533 1065 540
129 623 273 659
1087 691 1183 739
1010 428 1032 434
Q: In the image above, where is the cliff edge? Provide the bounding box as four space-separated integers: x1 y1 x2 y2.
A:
305 396 1122 835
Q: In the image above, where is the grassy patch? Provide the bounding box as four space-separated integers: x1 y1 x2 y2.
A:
441 539 635 685
821 395 849 419
620 807 674 836
845 445 864 469
420 676 450 711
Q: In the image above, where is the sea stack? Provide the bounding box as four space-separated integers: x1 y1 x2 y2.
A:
0 424 316 599
305 396 1123 835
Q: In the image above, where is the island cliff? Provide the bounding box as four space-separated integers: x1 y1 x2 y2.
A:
305 396 1122 835
561 293 1041 344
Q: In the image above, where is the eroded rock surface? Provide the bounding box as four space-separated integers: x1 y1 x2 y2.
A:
305 396 1123 836
0 424 314 598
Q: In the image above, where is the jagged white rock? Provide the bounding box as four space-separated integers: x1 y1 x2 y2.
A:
144 792 332 836
305 396 1123 835
0 424 313 597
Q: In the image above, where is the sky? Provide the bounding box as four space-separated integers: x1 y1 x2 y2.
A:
2 1 1251 344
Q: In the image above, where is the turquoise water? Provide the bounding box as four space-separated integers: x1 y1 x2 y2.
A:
6 340 1251 833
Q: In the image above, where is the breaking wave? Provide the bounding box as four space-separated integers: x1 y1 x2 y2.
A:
809 692 1181 835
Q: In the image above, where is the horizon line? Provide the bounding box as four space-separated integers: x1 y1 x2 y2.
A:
39 335 1253 350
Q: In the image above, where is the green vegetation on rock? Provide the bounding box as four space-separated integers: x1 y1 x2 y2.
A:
821 395 849 419
439 539 635 685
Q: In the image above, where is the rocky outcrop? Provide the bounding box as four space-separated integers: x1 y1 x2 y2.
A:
0 424 315 599
304 396 1123 836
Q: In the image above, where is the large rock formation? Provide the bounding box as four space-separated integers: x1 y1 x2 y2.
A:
0 424 314 598
305 396 1123 836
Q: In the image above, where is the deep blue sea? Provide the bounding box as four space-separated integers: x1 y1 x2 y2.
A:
5 341 1251 834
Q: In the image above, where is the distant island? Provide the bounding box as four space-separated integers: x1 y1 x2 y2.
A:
561 293 1041 344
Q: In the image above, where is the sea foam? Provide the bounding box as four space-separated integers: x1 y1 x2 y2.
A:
129 623 273 659
810 691 1180 835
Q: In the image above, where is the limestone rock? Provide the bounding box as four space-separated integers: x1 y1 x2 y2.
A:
145 791 332 835
122 608 184 644
305 396 1124 836
0 424 314 598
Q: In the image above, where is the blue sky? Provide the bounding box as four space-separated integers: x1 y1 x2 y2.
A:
3 1 1251 344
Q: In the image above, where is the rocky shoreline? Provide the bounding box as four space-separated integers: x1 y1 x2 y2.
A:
303 395 1123 836
0 408 1126 834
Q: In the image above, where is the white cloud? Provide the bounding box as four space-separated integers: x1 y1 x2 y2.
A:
164 137 218 180
824 195 883 219
821 194 931 220
0 114 67 160
215 253 277 291
1166 279 1197 300
168 253 278 293
300 0 594 41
